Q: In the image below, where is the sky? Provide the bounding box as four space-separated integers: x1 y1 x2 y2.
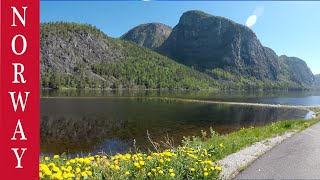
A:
41 1 320 75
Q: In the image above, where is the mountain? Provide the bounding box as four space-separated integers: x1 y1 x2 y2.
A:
157 10 281 81
41 11 318 90
279 55 316 86
316 74 320 84
121 23 172 50
40 22 216 90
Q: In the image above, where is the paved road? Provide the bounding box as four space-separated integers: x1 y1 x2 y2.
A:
236 122 320 179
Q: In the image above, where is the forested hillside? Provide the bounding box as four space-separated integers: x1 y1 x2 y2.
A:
41 22 217 90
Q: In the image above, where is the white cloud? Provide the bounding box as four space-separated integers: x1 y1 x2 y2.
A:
246 15 257 27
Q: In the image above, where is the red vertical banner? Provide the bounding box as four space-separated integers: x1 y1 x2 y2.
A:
0 0 39 179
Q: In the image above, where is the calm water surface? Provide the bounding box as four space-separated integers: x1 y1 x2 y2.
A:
41 90 320 155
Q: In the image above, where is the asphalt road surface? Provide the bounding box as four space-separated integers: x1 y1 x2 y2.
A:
236 122 320 179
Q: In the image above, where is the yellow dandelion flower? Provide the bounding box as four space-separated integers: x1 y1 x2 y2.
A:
170 173 175 177
44 170 52 176
169 169 174 173
53 155 59 159
139 161 145 166
76 168 81 173
86 171 92 176
104 162 110 167
125 171 130 175
203 168 208 171
204 172 209 176
219 143 224 147
189 168 195 172
52 166 60 172
44 157 50 161
63 172 69 179
81 171 87 177
77 158 84 163
133 162 141 168
125 154 131 159
215 166 222 171
84 158 91 164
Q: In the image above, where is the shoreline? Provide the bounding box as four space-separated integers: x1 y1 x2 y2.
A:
41 96 319 111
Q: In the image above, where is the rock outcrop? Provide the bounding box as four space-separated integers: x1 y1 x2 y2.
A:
158 10 281 80
121 23 172 50
279 55 316 86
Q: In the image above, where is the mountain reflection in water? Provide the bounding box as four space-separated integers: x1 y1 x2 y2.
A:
41 97 309 155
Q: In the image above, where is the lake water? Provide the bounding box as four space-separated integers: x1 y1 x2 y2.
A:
40 90 320 155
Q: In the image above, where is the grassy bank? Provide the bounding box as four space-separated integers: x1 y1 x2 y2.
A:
40 119 319 180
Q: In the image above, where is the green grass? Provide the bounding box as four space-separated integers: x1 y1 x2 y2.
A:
182 119 319 160
40 119 319 180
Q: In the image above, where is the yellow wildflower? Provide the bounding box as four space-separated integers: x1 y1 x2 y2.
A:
139 161 145 166
134 162 141 168
84 158 91 164
86 171 93 176
76 168 81 173
81 171 87 177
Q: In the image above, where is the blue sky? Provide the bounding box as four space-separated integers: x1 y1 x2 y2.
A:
41 1 320 74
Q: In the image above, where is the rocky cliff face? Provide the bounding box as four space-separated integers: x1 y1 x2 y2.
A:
315 74 320 85
121 23 172 50
40 22 216 89
158 10 281 80
40 12 318 90
40 22 123 76
279 55 315 86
